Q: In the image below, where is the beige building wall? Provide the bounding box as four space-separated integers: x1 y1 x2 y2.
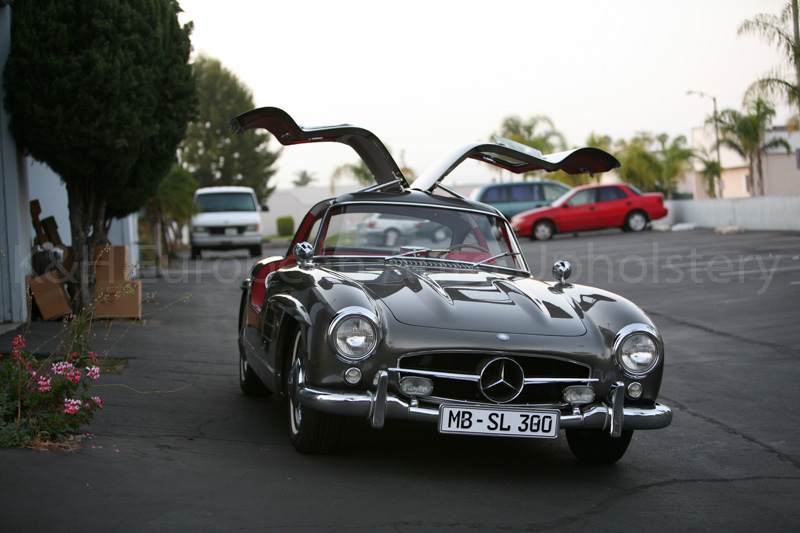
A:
762 151 800 196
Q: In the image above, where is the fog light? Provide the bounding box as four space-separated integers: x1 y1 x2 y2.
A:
627 382 643 399
400 377 434 396
563 386 595 405
344 367 362 385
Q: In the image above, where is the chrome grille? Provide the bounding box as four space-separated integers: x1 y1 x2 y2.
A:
393 352 594 405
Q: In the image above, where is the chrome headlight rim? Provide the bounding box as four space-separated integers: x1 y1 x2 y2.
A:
327 306 380 362
612 323 662 378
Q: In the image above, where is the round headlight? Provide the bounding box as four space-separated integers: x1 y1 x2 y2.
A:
619 333 658 375
330 312 378 360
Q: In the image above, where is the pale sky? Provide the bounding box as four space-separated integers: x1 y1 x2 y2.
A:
179 0 790 190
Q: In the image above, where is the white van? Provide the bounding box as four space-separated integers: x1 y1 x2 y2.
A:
190 186 265 258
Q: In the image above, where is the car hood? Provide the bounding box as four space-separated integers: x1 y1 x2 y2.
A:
332 265 586 337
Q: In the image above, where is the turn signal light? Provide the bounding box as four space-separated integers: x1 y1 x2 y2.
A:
400 377 433 396
563 386 595 405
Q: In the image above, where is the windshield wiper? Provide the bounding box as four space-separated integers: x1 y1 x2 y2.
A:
473 251 522 267
385 247 434 260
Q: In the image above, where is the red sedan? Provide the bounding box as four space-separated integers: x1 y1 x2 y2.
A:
510 183 668 240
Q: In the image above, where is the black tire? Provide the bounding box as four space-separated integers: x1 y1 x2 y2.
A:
623 211 648 232
191 246 201 259
384 228 400 247
566 429 633 464
285 329 343 454
250 244 263 258
532 220 555 241
238 294 269 396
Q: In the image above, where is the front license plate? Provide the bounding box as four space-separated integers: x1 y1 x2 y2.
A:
224 227 238 236
439 405 559 438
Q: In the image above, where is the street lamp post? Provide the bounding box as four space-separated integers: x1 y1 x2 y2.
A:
687 90 723 199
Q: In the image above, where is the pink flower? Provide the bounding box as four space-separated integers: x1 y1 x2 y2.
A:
63 398 82 414
67 369 82 383
52 361 74 375
12 335 25 361
91 396 103 409
87 366 100 380
37 376 51 392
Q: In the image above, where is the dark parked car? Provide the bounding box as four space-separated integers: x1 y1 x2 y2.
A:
232 107 672 463
471 180 571 219
510 183 668 240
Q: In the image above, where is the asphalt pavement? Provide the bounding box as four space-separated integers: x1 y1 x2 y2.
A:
1 229 799 532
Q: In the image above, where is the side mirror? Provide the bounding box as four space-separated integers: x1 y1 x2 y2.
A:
293 241 314 268
261 204 269 212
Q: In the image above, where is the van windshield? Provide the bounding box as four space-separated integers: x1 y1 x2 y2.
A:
196 192 256 212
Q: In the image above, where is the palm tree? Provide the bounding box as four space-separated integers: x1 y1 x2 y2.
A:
331 160 372 194
656 134 694 199
739 1 800 128
496 114 567 180
293 170 316 187
615 134 660 192
717 97 791 196
693 146 722 198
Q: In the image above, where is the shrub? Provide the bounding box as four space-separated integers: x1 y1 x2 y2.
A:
276 216 294 237
0 328 103 447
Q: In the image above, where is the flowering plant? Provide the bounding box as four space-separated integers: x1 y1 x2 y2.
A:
0 327 103 447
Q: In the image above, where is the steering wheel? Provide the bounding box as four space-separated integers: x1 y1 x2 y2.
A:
443 243 490 255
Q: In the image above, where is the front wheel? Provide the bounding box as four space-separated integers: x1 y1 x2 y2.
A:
624 211 648 232
532 220 555 241
249 244 263 257
566 429 633 463
285 329 343 454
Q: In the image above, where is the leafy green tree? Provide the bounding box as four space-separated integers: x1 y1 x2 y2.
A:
179 55 279 202
146 165 197 275
739 1 800 128
495 114 567 180
717 97 791 196
4 0 195 311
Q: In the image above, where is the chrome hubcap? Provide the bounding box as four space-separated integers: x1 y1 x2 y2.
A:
535 223 551 240
630 214 646 231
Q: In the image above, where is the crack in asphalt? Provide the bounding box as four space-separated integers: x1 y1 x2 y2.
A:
519 474 800 532
663 396 800 470
646 310 800 357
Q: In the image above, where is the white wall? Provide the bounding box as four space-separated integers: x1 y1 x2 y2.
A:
664 195 800 231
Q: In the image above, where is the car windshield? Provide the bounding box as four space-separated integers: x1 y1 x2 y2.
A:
196 192 256 212
551 189 575 207
316 204 526 271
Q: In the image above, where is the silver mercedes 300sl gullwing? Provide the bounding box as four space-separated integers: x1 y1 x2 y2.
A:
231 107 672 463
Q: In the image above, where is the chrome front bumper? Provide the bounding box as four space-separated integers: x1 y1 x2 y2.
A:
297 370 673 436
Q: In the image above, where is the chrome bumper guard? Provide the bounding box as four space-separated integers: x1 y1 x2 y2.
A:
296 371 672 435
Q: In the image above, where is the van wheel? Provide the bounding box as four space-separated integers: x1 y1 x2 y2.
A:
191 246 201 259
250 245 262 257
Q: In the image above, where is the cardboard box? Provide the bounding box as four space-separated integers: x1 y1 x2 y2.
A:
94 282 142 319
93 245 131 284
27 274 71 321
